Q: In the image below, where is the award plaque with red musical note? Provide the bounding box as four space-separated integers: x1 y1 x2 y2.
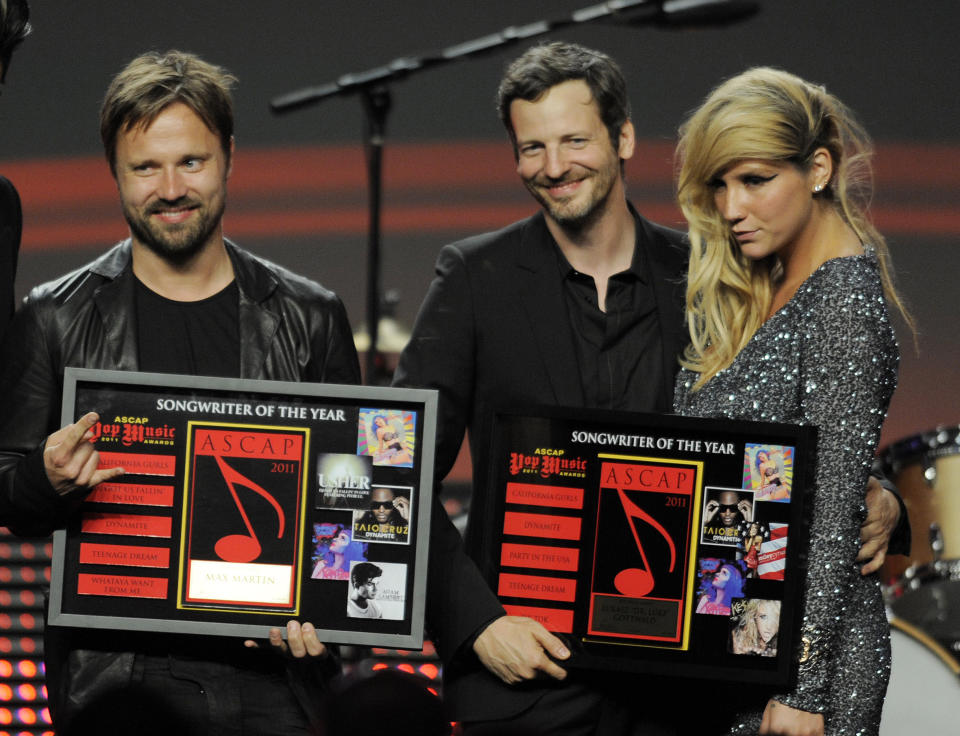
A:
475 407 816 686
48 368 437 648
180 425 307 612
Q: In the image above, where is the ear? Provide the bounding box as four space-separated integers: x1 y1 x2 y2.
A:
618 120 636 161
809 147 833 192
226 136 236 178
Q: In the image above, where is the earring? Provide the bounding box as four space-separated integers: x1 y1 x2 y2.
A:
813 184 824 193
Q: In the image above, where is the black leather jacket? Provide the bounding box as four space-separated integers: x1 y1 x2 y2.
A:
0 239 360 730
0 175 21 340
0 238 360 534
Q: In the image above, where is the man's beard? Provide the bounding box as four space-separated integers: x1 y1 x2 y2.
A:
525 162 618 233
123 195 226 266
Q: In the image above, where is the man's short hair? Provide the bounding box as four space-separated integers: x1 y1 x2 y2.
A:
100 50 237 174
496 41 631 155
0 0 32 82
351 562 383 588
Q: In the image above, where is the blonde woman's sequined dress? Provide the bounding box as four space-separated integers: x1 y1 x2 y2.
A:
673 253 898 735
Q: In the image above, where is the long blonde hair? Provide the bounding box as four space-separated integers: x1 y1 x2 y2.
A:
675 67 909 388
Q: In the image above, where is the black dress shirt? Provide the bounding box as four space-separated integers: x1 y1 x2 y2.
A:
557 237 667 413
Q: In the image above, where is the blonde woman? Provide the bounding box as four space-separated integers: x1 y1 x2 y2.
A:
673 67 907 735
731 599 781 657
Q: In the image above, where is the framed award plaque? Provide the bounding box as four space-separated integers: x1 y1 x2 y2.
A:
48 368 437 648
473 406 817 687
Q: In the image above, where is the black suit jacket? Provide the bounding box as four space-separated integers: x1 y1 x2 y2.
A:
393 208 687 721
0 175 22 340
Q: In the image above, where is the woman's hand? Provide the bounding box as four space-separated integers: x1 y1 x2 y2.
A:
759 699 824 736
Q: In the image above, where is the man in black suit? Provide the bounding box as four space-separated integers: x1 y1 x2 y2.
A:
387 41 906 735
393 42 688 734
0 0 31 339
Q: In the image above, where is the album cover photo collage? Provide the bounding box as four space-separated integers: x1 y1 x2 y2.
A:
309 408 418 621
696 443 794 658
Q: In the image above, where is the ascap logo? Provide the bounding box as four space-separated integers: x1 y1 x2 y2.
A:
91 417 176 447
508 449 587 480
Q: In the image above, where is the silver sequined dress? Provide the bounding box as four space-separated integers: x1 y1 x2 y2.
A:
673 253 898 735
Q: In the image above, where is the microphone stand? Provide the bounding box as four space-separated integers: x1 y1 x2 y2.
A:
361 86 391 385
270 0 759 385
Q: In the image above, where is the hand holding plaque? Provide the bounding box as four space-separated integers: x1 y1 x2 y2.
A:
473 615 571 684
45 412 125 496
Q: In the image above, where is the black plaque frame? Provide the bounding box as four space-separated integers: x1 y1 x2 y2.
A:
474 406 817 687
49 368 437 648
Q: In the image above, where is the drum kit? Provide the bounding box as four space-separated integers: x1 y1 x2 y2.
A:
878 425 960 732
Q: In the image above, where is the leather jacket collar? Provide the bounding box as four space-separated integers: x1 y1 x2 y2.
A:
83 238 283 379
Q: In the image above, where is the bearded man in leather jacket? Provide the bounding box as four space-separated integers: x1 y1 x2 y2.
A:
0 50 358 735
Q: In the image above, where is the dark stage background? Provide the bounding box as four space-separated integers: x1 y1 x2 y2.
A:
0 2 958 732
1 0 958 460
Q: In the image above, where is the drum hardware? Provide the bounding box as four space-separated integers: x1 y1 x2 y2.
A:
889 559 960 597
930 523 944 560
879 425 960 583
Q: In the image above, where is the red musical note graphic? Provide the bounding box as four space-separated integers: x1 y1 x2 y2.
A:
613 488 676 597
212 454 286 563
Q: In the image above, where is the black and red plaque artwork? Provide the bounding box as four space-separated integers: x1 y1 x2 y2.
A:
181 424 309 613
